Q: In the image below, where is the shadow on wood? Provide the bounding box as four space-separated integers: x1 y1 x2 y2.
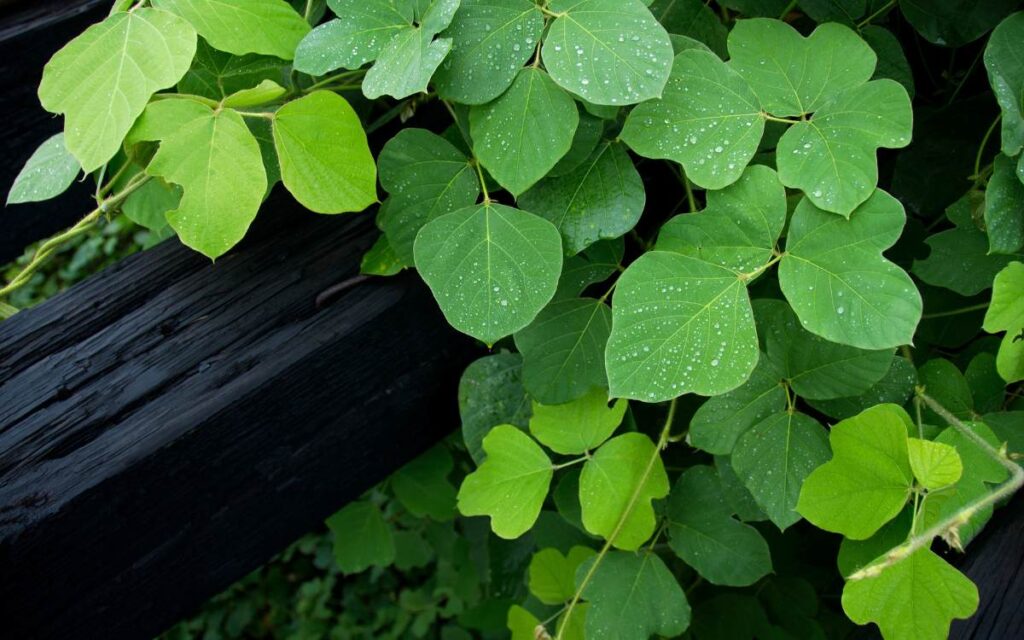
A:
0 189 478 640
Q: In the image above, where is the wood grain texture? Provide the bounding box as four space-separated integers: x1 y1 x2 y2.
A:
0 190 478 640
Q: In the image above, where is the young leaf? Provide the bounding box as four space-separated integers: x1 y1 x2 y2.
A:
414 202 563 345
326 501 396 573
514 299 613 405
293 0 410 75
457 424 553 538
542 0 673 106
796 404 914 539
146 108 267 259
391 445 457 520
578 551 691 640
984 11 1024 157
779 190 922 350
7 134 80 205
469 68 579 196
528 546 596 605
518 141 645 255
984 154 1024 255
272 91 377 214
579 433 669 550
432 0 546 105
458 352 531 464
907 438 963 490
528 389 627 455
221 79 286 108
152 0 309 60
732 411 830 530
38 8 197 171
667 466 772 586
842 549 978 640
507 605 542 640
983 261 1024 383
621 49 764 190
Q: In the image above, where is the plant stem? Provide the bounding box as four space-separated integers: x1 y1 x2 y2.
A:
762 113 802 124
474 160 491 203
920 302 989 320
683 172 697 213
975 114 1002 179
304 0 315 22
555 398 678 640
856 0 896 28
778 0 799 20
153 92 220 109
552 456 589 470
235 111 276 120
305 70 366 93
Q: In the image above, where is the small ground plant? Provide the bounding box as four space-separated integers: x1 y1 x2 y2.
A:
5 1 1024 639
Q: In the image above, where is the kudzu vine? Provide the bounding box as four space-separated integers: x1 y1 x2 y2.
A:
5 1 1024 639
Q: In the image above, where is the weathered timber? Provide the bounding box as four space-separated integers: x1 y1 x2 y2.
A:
0 191 478 640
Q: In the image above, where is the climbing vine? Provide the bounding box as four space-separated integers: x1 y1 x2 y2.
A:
5 1 1024 639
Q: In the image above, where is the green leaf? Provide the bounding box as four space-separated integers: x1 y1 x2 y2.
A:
667 466 772 586
732 411 830 530
221 79 286 108
809 356 918 420
862 25 915 99
985 12 1024 156
796 404 914 539
272 91 376 214
554 238 624 299
542 0 673 106
621 49 764 190
907 438 963 490
326 500 396 573
457 424 552 538
900 0 1018 47
984 153 1024 254
578 551 690 640
775 80 912 216
528 546 596 604
579 433 669 550
178 39 285 100
515 299 613 405
984 261 1024 382
842 548 978 640
391 445 457 520
293 0 409 75
797 0 866 25
549 111 605 177
779 190 922 350
755 298 893 401
377 128 480 264
837 507 912 578
146 107 267 258
393 530 434 570
38 8 197 172
507 605 541 640
152 0 309 59
918 358 974 422
518 141 645 255
360 233 408 276
529 389 627 455
7 134 80 205
414 202 563 345
606 251 759 401
458 352 531 464
689 355 786 455
649 0 728 59
432 0 545 105
122 179 181 232
469 68 579 196
715 455 769 522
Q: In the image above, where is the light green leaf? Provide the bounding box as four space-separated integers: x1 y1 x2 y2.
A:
377 128 480 263
515 299 613 405
554 238 624 299
469 68 579 196
842 548 978 640
621 49 764 190
7 134 80 205
779 190 922 350
326 501 396 573
984 261 1024 383
578 551 690 640
606 251 759 401
414 202 563 345
507 605 542 640
900 0 1019 47
178 39 285 100
985 153 1024 254
122 179 181 232
38 8 197 172
152 0 309 59
907 438 963 490
985 11 1024 156
433 0 545 105
528 546 596 604
518 141 645 255
649 0 728 58
667 466 772 586
579 433 669 550
529 389 627 455
221 79 286 108
293 0 409 75
796 404 914 539
809 356 918 420
837 507 912 578
733 411 830 530
542 0 673 106
776 80 912 216
689 355 786 455
272 91 376 214
728 19 876 118
458 353 531 464
125 98 212 147
457 424 552 538
391 445 457 520
146 107 267 258
655 165 786 274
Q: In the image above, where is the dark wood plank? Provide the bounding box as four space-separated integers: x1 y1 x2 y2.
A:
0 189 478 640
